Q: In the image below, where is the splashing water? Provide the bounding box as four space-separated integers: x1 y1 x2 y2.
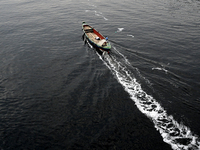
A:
97 49 200 150
115 28 124 33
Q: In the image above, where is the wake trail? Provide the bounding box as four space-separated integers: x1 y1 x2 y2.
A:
97 49 200 150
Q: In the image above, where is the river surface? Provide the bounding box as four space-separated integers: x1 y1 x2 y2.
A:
0 0 200 149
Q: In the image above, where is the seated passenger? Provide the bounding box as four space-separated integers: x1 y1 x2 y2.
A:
95 37 100 40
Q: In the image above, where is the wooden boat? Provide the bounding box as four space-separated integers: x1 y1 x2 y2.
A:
82 22 111 52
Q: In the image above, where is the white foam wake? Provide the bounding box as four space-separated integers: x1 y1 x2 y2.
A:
152 67 168 74
85 10 108 20
98 52 200 150
94 11 108 20
127 34 134 38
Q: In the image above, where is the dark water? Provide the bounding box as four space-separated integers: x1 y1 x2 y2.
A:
0 0 200 149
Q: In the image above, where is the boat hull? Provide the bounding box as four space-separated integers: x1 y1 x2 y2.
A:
82 22 111 51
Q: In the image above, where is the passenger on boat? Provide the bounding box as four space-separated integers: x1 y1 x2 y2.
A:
95 37 100 40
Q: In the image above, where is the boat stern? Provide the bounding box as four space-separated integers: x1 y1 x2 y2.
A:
97 39 111 50
104 42 111 50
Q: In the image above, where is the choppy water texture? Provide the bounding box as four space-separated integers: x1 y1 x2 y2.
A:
0 0 200 150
